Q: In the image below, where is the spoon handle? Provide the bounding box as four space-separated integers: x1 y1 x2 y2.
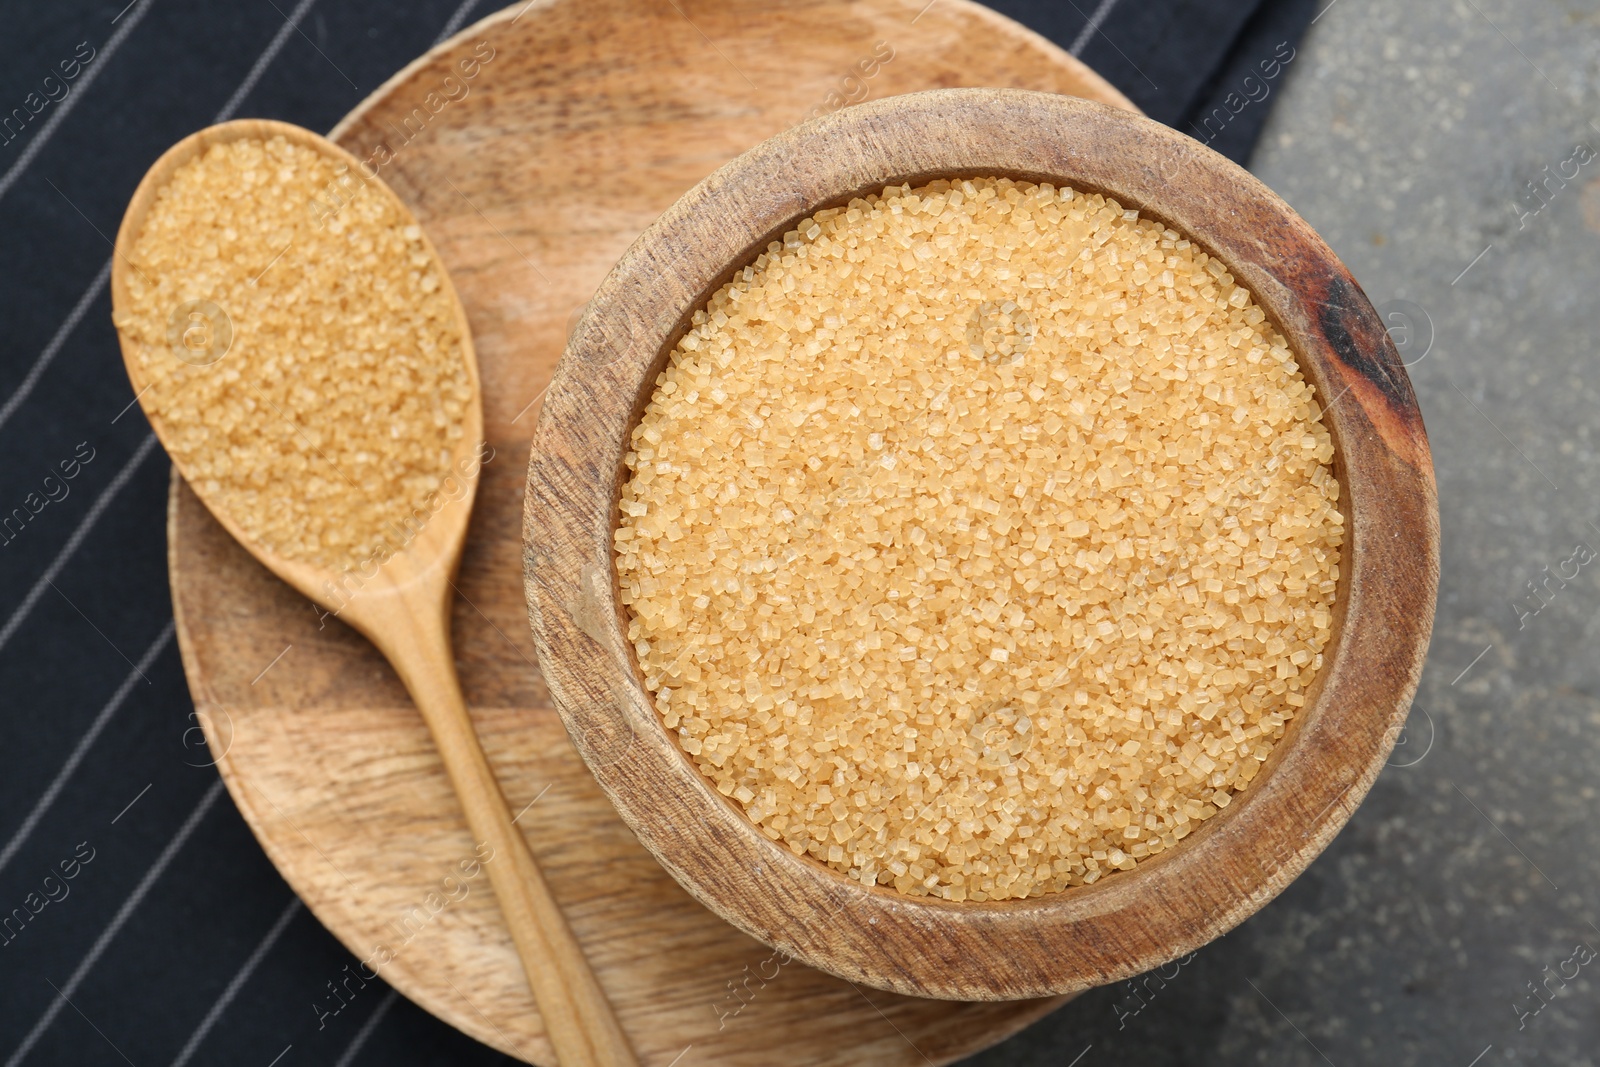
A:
386 609 639 1067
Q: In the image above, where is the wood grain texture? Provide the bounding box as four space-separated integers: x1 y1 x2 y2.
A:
168 0 1135 1062
525 89 1440 1001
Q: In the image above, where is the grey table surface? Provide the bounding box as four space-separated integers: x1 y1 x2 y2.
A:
964 1 1600 1065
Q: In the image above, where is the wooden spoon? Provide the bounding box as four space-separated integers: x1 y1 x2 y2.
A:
112 119 637 1067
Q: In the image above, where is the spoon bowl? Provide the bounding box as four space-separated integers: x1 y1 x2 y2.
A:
113 119 483 646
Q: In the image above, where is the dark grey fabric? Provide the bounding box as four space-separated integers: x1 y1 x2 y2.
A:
0 1 1312 1062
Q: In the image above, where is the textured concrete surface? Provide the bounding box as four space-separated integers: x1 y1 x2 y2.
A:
962 1 1600 1064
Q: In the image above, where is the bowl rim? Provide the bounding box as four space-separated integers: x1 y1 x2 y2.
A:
523 87 1439 1001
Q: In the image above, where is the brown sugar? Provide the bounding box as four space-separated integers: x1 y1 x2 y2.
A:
616 178 1343 901
114 134 470 569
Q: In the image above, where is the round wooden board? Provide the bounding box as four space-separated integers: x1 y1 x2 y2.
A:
169 2 1133 1062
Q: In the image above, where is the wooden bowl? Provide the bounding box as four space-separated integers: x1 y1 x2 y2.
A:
523 88 1438 1001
